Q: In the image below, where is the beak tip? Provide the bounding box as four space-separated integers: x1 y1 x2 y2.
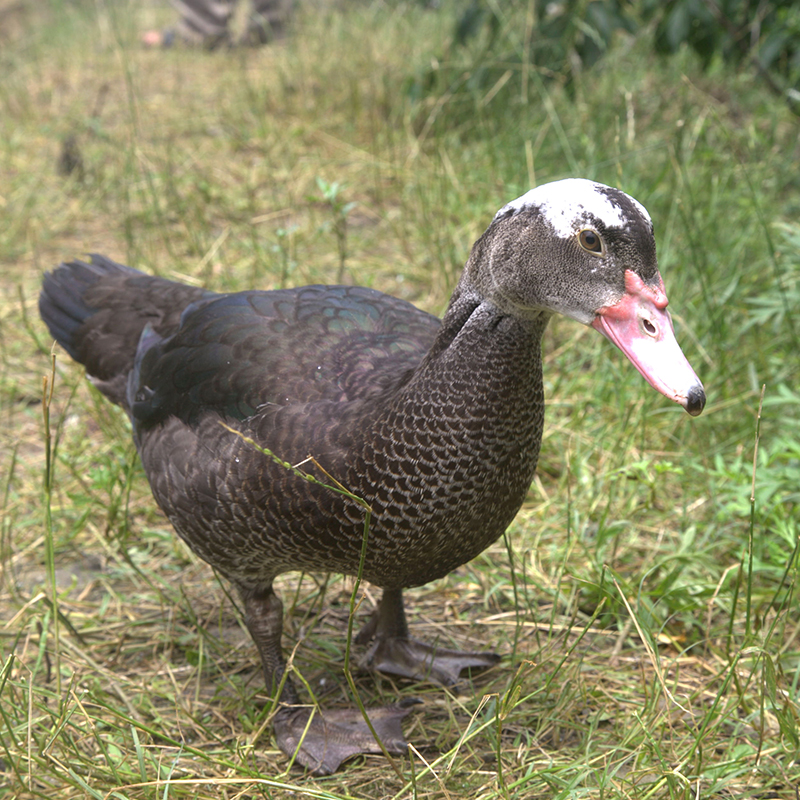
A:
685 384 706 417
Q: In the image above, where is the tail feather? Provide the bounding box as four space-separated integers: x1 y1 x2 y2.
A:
39 255 139 363
39 254 210 407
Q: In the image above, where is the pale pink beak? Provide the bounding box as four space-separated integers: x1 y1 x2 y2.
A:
591 270 705 416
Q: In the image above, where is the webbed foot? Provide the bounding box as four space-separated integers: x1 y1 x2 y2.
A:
362 635 500 686
356 587 500 686
274 700 416 775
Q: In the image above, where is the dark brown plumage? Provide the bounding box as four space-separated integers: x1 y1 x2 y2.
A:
39 179 705 774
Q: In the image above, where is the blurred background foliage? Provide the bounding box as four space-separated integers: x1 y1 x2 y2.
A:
413 0 800 114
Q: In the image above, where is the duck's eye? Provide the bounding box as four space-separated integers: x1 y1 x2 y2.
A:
578 229 603 254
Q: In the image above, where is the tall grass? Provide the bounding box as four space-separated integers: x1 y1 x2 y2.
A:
0 1 798 798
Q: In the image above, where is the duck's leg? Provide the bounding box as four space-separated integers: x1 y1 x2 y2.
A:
240 585 412 775
357 587 500 686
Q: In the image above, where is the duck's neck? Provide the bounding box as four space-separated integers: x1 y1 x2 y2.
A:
351 290 550 586
413 288 550 417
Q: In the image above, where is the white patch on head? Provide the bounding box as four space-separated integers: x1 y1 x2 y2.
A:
496 178 651 237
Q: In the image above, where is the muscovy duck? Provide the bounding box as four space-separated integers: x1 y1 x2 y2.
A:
39 179 705 774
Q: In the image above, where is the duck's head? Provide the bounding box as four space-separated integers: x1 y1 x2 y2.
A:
465 178 705 416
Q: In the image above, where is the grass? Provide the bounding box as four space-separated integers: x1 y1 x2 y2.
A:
1 0 799 797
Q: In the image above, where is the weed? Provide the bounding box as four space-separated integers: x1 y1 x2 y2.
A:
312 177 357 283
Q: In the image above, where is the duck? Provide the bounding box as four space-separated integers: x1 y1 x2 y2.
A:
39 178 705 774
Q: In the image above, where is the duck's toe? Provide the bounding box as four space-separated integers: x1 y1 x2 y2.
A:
362 636 501 686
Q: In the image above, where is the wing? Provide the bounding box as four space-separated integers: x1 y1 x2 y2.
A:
130 285 440 427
